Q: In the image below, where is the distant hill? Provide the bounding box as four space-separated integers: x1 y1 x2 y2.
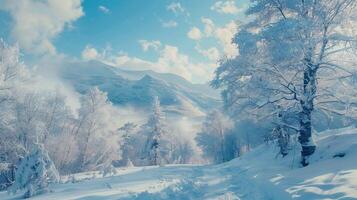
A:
59 60 221 117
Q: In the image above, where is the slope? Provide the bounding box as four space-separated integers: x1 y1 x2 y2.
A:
1 127 356 199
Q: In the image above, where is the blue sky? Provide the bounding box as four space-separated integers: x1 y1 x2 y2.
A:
0 0 248 83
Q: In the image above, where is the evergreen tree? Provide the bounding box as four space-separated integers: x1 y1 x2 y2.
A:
119 122 137 167
144 96 170 165
9 145 59 198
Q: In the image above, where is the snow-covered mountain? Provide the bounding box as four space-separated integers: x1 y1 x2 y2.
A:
59 60 221 117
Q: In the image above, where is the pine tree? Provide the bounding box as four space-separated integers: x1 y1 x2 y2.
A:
144 96 169 165
9 145 59 198
119 122 137 167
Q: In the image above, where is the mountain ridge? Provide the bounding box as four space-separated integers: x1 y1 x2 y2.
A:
58 60 221 116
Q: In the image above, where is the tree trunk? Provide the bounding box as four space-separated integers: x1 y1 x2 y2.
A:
299 64 317 166
79 130 91 171
219 128 225 163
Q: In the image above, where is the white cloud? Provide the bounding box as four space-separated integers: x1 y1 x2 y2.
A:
113 54 154 70
138 40 162 52
81 45 154 70
190 18 238 58
82 45 100 60
161 20 178 28
98 5 110 14
80 44 214 83
0 0 84 55
156 45 216 82
187 27 202 40
167 2 184 13
167 2 190 16
210 1 244 15
214 20 238 58
201 17 215 36
157 45 194 80
195 45 220 61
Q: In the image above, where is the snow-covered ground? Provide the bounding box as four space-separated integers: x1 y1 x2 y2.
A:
1 127 356 200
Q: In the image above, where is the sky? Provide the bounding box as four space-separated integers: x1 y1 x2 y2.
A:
0 0 249 83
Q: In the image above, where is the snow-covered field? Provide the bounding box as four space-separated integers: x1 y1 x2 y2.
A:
1 127 356 200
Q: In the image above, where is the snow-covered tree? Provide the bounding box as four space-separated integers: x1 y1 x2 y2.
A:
143 96 170 165
75 87 120 171
46 129 79 174
196 110 234 164
213 0 357 166
0 39 28 103
271 110 294 157
8 145 59 198
37 91 78 173
168 138 194 164
40 91 73 144
0 39 29 164
0 40 123 176
14 92 45 155
100 164 118 177
118 122 138 167
0 40 79 174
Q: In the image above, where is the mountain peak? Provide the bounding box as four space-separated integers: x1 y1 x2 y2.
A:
141 74 154 81
138 74 166 86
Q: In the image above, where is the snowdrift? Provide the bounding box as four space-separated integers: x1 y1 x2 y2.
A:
222 125 357 199
1 127 356 199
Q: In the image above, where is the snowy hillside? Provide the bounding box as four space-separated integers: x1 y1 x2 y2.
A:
2 127 356 200
59 60 220 116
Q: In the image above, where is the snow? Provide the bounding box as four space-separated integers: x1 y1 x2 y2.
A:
59 60 220 114
1 127 356 199
8 145 59 198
